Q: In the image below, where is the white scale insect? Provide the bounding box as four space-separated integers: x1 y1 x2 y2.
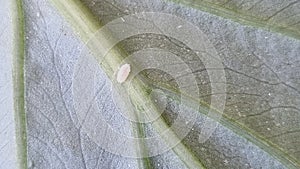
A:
116 63 131 83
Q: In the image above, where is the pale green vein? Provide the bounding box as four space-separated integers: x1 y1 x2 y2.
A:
12 0 27 168
46 0 300 168
48 0 153 168
130 79 205 169
48 0 206 168
136 123 153 169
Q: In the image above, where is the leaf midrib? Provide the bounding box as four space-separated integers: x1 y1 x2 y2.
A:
12 0 27 168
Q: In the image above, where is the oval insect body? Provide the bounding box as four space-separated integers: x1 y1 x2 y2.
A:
116 63 131 83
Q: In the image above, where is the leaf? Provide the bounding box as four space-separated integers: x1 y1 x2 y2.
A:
23 0 147 168
0 0 27 168
16 0 300 169
169 0 300 40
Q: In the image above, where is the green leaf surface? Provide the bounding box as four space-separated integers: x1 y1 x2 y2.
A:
0 0 18 168
169 0 300 40
24 0 145 168
76 0 300 168
0 0 27 168
4 0 300 168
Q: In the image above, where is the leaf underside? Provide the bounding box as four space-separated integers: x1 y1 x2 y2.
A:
16 0 300 169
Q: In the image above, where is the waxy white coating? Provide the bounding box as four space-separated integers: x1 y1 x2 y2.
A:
116 64 131 83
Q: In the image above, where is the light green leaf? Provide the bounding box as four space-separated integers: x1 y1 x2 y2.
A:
170 0 300 40
0 0 27 168
23 0 144 168
5 0 300 168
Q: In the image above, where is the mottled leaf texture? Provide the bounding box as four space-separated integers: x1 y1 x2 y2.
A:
0 1 18 168
170 0 300 39
24 1 139 168
4 0 300 168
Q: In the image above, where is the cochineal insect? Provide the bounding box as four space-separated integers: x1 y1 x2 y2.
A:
116 63 131 83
